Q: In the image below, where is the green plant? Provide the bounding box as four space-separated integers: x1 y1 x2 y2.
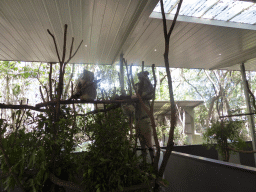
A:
0 110 48 192
77 106 155 192
203 120 248 162
173 125 188 146
0 105 81 192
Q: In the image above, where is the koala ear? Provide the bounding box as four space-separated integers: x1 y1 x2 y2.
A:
145 71 149 76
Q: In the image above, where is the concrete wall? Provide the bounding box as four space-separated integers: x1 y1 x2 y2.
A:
170 141 255 167
159 150 256 192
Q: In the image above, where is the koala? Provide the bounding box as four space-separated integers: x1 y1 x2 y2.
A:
135 71 154 100
69 69 99 100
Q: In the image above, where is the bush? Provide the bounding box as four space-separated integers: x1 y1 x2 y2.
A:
203 120 248 162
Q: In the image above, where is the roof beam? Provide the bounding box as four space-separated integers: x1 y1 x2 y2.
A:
150 12 256 31
111 0 159 65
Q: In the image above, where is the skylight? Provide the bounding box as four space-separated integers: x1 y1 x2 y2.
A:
153 0 256 25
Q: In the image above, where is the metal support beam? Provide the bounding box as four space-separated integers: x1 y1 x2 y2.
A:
240 63 256 165
120 53 125 95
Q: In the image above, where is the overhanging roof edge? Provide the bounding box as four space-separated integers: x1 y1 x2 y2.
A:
150 12 256 31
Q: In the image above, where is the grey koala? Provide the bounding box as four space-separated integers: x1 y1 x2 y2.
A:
70 69 99 100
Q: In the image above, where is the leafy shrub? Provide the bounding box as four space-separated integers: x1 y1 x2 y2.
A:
203 120 248 162
77 107 155 192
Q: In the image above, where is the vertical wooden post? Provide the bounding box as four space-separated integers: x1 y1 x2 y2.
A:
142 61 144 72
120 53 125 95
240 63 256 165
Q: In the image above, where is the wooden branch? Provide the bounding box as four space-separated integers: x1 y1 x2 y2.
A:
150 64 161 175
71 81 74 98
220 112 256 118
183 76 204 99
70 37 74 58
49 63 53 101
43 85 49 102
76 104 121 116
167 0 183 38
228 146 256 154
65 40 83 64
158 0 183 180
205 70 218 94
246 80 256 111
49 172 84 192
62 24 68 63
150 64 156 114
160 0 168 39
64 64 75 99
115 180 155 192
35 98 142 108
0 103 46 112
47 29 61 63
124 58 132 96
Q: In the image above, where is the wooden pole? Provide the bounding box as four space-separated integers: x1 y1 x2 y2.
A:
120 53 125 95
240 63 256 165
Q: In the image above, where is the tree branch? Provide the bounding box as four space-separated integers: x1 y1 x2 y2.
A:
0 103 46 112
62 24 68 63
220 112 256 118
228 146 256 154
47 29 61 63
65 40 83 65
182 76 204 99
35 98 144 108
49 63 53 101
124 58 132 96
205 70 218 94
158 0 183 181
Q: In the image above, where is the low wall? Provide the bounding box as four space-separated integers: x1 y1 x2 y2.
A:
166 141 255 167
160 150 256 192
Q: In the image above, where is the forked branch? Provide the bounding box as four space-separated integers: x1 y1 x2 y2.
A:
158 0 183 180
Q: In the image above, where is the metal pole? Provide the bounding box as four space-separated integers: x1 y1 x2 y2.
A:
120 53 125 95
240 63 256 165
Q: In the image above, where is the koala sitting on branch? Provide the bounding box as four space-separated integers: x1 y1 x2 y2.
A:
69 69 100 100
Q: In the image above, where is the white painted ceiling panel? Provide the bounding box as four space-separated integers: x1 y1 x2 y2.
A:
1 0 256 71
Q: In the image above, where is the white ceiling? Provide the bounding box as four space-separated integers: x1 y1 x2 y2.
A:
1 0 256 71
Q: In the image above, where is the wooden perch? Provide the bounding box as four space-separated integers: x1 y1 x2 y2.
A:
0 103 46 112
228 146 256 154
76 104 121 116
49 172 84 192
35 98 145 108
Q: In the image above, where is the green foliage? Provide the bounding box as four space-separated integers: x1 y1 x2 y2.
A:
77 107 154 192
0 106 81 191
156 124 188 146
173 125 188 146
203 120 248 161
0 110 48 192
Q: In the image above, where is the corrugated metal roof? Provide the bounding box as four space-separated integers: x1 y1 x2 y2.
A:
153 0 256 24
